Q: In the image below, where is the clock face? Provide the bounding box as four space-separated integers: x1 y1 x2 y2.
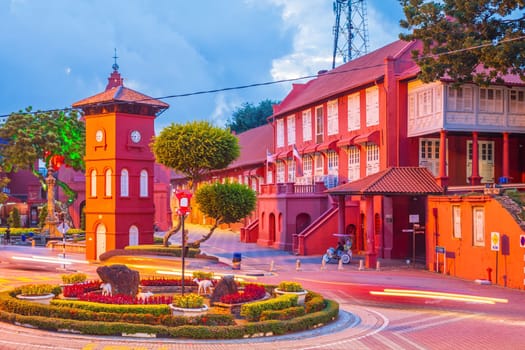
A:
95 130 103 142
131 130 141 143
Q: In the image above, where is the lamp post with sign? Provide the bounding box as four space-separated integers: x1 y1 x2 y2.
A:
175 190 192 296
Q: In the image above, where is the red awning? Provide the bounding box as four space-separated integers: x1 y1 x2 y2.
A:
303 143 320 154
336 135 358 147
354 130 380 145
318 139 340 152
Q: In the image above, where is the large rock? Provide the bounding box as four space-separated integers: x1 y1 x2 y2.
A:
210 275 238 303
96 264 139 296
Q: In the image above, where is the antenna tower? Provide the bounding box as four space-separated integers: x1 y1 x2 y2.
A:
332 0 369 69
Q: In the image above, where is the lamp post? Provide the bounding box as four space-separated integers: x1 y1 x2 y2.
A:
175 190 192 296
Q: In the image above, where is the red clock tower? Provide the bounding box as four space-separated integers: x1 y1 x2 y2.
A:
73 61 169 260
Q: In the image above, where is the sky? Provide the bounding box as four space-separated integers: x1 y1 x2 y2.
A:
0 0 404 131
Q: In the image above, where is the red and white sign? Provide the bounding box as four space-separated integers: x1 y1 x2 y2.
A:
175 190 192 216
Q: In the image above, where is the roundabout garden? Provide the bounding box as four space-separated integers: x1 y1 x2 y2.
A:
0 270 339 339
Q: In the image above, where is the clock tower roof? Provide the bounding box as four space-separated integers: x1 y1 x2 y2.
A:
72 57 169 116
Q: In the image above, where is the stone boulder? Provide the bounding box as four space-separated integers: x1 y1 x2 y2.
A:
96 264 139 296
210 275 238 303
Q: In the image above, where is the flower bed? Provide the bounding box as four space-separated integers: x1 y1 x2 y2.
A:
62 281 101 298
0 283 339 339
219 283 266 304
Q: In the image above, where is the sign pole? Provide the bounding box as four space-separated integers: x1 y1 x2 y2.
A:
181 213 185 296
495 250 498 285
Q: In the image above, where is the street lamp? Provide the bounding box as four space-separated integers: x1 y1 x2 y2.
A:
175 190 192 296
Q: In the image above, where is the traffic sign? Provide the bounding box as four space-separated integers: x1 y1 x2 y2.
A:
435 246 445 254
491 232 500 251
520 235 525 248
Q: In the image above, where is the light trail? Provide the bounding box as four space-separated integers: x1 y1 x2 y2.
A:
370 288 508 304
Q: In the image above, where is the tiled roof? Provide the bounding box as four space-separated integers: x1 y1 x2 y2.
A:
228 124 273 169
272 40 419 117
72 85 169 109
327 167 443 195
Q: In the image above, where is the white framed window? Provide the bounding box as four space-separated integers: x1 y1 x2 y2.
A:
315 106 324 143
104 169 112 197
366 143 379 175
302 110 312 141
509 89 525 114
327 150 338 175
287 115 296 145
366 86 379 126
419 138 440 176
120 169 129 197
303 156 313 177
479 87 503 113
90 169 97 197
473 207 485 247
467 141 495 183
327 100 339 135
288 158 296 182
140 169 148 197
452 206 461 239
447 86 473 112
347 93 360 131
276 119 284 148
348 146 360 181
276 161 285 183
418 89 433 116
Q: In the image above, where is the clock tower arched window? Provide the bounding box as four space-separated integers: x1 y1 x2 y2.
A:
90 170 97 197
140 169 148 197
120 169 129 197
105 169 112 197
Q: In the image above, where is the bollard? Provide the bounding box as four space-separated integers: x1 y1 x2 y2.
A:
358 259 364 271
321 258 326 270
296 259 301 271
376 261 381 271
338 258 344 270
31 239 36 248
269 260 275 272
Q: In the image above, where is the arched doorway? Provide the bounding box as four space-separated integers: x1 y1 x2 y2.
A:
295 213 311 234
96 223 107 260
269 213 276 244
129 225 139 246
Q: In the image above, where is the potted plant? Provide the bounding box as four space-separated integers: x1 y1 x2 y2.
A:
16 284 60 304
274 281 307 305
169 293 208 316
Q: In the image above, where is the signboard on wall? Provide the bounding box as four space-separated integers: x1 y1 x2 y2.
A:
409 214 419 224
490 231 500 251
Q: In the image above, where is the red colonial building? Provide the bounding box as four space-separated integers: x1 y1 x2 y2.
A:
250 39 525 279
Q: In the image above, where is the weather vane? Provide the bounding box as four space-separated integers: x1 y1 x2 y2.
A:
112 48 119 71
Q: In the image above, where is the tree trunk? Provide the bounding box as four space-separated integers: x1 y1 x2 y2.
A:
188 219 221 247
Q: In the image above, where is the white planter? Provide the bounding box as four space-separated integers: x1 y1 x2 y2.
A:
16 293 55 305
169 303 209 317
274 288 307 306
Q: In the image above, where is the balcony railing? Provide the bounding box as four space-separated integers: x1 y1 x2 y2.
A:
260 182 327 195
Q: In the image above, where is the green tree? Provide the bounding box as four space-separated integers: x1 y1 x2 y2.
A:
8 207 21 228
152 121 240 246
399 0 525 85
0 108 85 209
225 99 277 133
193 182 257 246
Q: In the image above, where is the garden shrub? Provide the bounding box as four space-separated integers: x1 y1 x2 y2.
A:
260 306 305 321
240 294 297 321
